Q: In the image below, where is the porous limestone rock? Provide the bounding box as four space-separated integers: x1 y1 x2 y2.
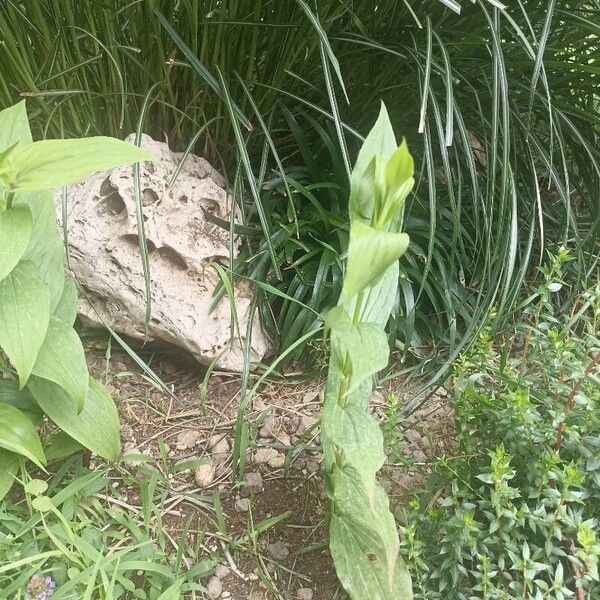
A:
58 134 269 370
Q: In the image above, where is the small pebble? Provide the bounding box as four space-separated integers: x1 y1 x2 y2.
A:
267 540 289 560
207 575 222 598
194 462 216 488
245 472 263 492
215 565 230 579
405 429 421 444
235 498 250 512
253 448 284 468
297 588 314 600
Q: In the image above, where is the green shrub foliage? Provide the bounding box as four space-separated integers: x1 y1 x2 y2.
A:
402 251 600 599
0 101 153 497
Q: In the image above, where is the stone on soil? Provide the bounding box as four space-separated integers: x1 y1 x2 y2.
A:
267 540 289 560
194 462 216 487
207 575 223 598
58 134 270 371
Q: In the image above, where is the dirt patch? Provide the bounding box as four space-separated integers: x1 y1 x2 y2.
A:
85 342 453 599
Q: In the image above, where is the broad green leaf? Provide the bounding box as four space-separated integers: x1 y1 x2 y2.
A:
16 190 65 308
0 404 46 468
0 378 43 425
54 277 78 325
32 316 88 411
326 306 389 394
0 101 33 149
331 465 401 569
0 449 19 501
350 103 397 221
348 263 399 328
0 260 51 387
321 401 385 506
156 580 184 600
0 205 32 281
44 432 82 463
28 376 121 461
341 221 409 303
7 137 155 191
24 478 48 496
331 507 412 600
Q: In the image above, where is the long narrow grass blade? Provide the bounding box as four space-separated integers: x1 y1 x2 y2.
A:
216 68 282 280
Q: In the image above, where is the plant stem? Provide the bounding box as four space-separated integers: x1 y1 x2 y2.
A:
556 352 600 451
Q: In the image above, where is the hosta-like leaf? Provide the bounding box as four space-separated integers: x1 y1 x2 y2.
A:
0 449 19 500
32 317 88 411
0 404 46 468
330 506 412 600
341 220 409 304
349 103 397 222
0 379 43 425
0 260 51 388
44 432 82 463
28 376 121 461
326 306 389 394
6 137 154 191
53 277 78 325
16 190 65 308
321 401 385 507
0 100 32 149
0 205 32 281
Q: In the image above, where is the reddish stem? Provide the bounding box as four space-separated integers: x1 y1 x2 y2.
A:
556 353 600 452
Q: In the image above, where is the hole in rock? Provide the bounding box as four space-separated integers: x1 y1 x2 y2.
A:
141 188 159 207
157 246 188 271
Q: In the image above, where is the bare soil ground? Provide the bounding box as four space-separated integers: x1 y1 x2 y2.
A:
86 342 454 600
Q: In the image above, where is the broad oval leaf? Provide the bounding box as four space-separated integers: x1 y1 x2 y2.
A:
341 220 409 304
0 449 19 501
8 137 155 191
16 190 65 309
0 260 51 388
349 103 397 222
32 316 88 412
331 506 412 600
0 404 46 468
28 376 121 461
326 306 389 394
0 378 43 425
53 277 78 325
0 100 32 149
0 205 32 281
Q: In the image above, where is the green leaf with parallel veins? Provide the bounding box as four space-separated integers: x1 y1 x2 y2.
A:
7 137 155 191
0 205 32 281
32 316 88 412
341 221 409 304
44 432 82 463
0 378 43 425
0 449 19 501
0 101 32 149
0 260 51 388
0 404 46 468
16 190 65 308
330 504 412 600
28 376 121 461
326 306 389 395
53 277 78 325
349 103 397 221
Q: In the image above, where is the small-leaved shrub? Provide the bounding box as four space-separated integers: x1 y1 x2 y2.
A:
401 250 600 599
0 101 153 498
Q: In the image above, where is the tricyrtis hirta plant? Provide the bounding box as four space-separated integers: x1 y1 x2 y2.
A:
0 101 153 499
322 103 413 600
